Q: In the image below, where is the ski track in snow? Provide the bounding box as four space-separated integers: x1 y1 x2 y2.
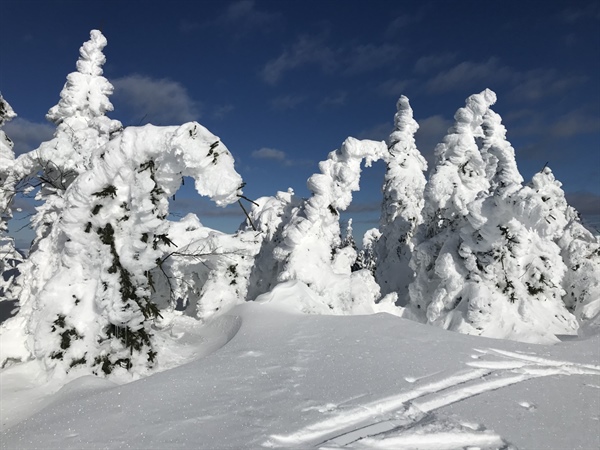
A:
267 348 600 448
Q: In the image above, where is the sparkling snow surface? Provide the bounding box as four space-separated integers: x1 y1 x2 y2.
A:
2 284 599 449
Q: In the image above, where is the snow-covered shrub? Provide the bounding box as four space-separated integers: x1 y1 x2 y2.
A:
156 214 261 321
0 94 22 300
0 121 243 376
269 137 390 314
374 96 427 303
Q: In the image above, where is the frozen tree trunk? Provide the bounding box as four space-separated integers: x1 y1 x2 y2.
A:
0 122 243 377
375 96 427 304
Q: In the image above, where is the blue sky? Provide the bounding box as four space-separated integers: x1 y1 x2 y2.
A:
2 0 599 247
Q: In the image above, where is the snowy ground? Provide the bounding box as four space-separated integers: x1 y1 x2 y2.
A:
1 287 599 449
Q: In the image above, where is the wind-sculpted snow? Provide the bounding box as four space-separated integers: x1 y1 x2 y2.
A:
2 299 598 449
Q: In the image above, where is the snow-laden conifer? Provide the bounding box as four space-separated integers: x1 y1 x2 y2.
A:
245 189 302 301
409 89 496 322
270 137 390 314
374 96 427 303
12 30 122 321
520 168 600 328
410 92 578 342
0 122 243 376
0 94 22 300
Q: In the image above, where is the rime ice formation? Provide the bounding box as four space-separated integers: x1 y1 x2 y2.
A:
0 94 22 300
1 122 243 376
265 137 392 314
375 96 428 304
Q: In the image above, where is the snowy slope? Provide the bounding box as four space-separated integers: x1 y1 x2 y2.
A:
1 283 599 449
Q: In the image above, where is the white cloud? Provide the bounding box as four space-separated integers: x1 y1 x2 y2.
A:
225 0 280 29
112 75 200 125
377 78 412 97
319 91 347 109
426 58 515 93
270 94 306 111
344 44 402 75
261 36 401 84
261 35 337 84
213 104 235 120
3 118 54 155
414 52 457 74
252 147 286 161
509 70 587 102
415 115 453 164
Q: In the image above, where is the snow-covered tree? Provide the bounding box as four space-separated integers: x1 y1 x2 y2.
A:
246 189 302 301
1 122 243 376
409 89 496 322
268 137 390 314
520 168 600 328
12 30 122 318
374 96 427 303
409 91 578 342
156 214 261 321
0 94 22 299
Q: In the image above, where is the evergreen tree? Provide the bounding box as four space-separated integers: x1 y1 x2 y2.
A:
409 91 578 342
374 95 427 303
0 94 22 300
12 30 122 326
271 137 389 313
409 89 495 322
1 122 244 376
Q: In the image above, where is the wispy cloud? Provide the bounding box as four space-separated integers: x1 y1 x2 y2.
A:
270 94 306 111
561 3 600 23
414 52 457 74
509 70 587 101
343 44 402 75
319 91 347 109
426 57 514 93
3 118 54 155
252 147 287 161
261 35 402 84
180 0 281 36
251 147 311 168
112 75 200 125
377 78 412 97
261 35 337 84
212 104 235 120
415 115 452 164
